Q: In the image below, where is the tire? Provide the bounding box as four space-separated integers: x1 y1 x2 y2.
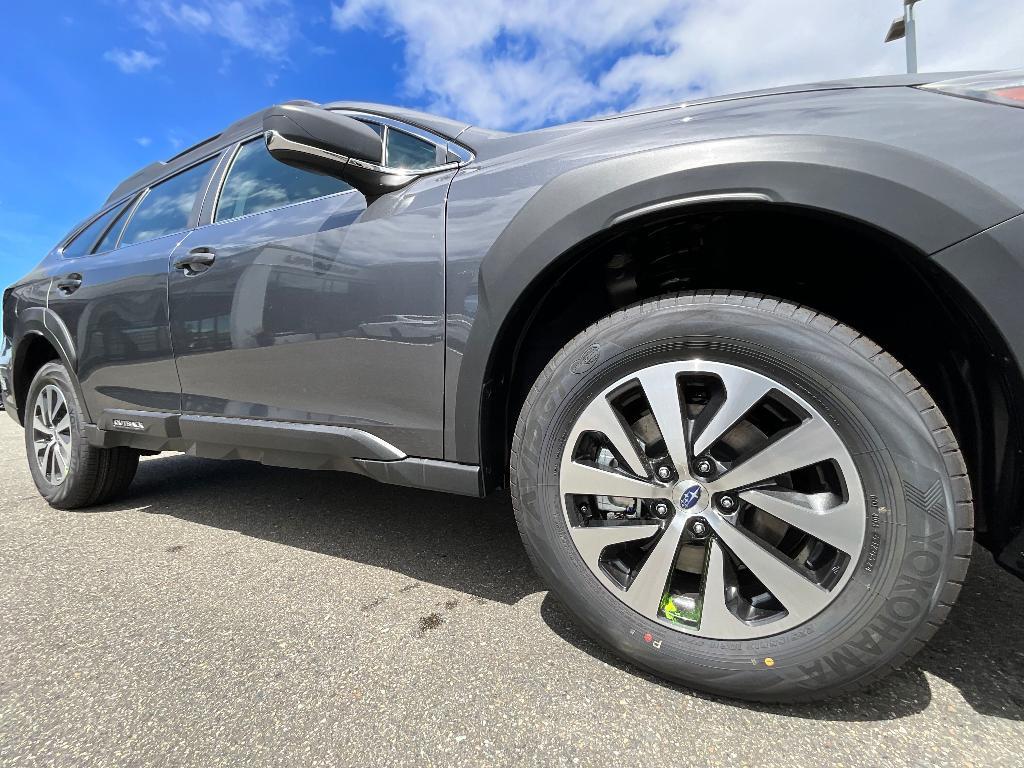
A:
23 361 139 510
511 291 972 702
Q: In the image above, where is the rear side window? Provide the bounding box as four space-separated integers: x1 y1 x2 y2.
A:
120 158 216 246
215 139 351 222
61 201 130 259
93 201 135 254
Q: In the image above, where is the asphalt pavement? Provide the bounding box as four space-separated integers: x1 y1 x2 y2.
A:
1 417 1022 767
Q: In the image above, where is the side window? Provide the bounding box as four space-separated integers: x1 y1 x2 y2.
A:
120 157 216 246
61 200 130 259
216 139 351 222
93 200 135 254
385 128 444 170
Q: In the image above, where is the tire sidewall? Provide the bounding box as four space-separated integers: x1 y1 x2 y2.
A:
514 299 960 700
24 362 91 507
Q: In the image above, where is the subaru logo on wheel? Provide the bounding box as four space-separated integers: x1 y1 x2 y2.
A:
681 485 703 510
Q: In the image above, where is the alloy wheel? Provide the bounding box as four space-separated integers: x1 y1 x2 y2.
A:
32 384 73 486
559 360 866 639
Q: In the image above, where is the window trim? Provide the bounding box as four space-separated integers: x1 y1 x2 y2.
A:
335 110 474 165
194 149 233 227
207 141 244 224
90 195 138 256
330 113 467 177
113 189 150 250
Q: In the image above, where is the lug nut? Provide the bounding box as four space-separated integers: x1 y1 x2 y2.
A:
691 520 708 537
694 458 714 477
656 465 673 481
653 502 671 519
718 495 737 512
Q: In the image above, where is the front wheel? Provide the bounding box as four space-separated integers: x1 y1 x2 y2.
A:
511 292 972 702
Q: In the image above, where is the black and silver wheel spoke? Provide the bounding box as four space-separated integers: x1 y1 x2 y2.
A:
617 515 687 616
570 522 664 571
33 384 72 486
635 365 690 475
567 394 648 477
698 539 751 637
560 360 866 639
705 416 846 493
704 515 829 621
559 460 660 499
691 365 775 458
738 488 863 555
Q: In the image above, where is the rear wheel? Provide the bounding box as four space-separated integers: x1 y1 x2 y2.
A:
511 292 972 702
24 362 139 510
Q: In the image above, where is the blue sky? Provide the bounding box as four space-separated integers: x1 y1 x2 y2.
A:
2 0 1021 289
0 2 404 288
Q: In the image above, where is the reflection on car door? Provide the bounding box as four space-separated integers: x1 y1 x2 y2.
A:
167 137 452 457
47 157 218 418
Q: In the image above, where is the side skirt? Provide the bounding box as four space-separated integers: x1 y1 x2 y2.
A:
85 410 484 497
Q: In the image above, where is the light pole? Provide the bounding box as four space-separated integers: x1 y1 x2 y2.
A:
885 0 923 74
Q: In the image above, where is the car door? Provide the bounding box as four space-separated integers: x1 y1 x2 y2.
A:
167 123 454 457
46 156 219 420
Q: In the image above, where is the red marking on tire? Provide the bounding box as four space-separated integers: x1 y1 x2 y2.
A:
643 633 653 643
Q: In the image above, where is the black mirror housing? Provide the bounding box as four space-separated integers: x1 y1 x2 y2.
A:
263 104 404 198
264 104 382 163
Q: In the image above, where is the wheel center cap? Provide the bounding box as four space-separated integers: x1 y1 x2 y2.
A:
679 482 708 512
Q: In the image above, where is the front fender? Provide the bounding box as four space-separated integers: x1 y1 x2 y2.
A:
449 133 1023 464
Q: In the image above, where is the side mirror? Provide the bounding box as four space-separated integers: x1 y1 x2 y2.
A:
263 104 409 198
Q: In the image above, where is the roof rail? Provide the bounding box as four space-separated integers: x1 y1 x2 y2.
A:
165 132 222 163
219 98 319 138
104 99 323 206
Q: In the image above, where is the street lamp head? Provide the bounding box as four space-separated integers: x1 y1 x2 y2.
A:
885 17 906 42
887 0 921 74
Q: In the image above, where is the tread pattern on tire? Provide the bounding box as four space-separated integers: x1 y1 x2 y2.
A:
89 447 140 506
510 289 974 703
26 362 140 510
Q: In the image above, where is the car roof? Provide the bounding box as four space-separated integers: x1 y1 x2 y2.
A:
103 100 488 207
101 74 988 207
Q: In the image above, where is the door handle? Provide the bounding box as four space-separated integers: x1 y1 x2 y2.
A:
56 274 83 294
173 248 216 275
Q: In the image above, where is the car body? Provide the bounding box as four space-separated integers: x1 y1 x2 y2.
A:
3 70 1024 700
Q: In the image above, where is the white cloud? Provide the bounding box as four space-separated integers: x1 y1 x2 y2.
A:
131 1 296 59
331 0 1024 130
103 48 161 74
135 137 153 147
175 3 213 28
